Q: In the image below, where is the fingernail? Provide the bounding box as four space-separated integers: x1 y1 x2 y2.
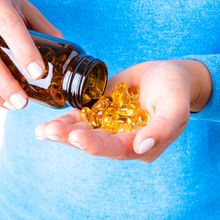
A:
9 93 27 109
27 62 43 79
47 135 63 142
137 138 155 154
68 138 84 150
3 101 15 110
35 135 46 140
35 126 45 140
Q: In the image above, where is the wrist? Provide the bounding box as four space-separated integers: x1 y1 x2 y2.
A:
174 60 212 112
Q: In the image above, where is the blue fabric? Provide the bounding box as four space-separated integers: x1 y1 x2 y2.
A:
0 0 220 219
183 54 220 121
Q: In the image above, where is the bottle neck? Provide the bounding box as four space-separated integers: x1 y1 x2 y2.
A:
62 54 108 109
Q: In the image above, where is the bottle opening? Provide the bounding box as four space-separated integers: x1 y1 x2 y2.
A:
66 56 108 109
80 62 108 108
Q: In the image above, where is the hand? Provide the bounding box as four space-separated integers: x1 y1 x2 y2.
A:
0 0 62 110
35 60 212 162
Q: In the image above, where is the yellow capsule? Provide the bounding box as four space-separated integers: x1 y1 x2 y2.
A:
88 87 102 99
95 109 109 125
115 82 127 93
82 93 91 104
118 104 139 117
83 74 95 92
81 107 99 128
96 109 105 118
137 109 149 126
102 115 113 124
94 66 102 86
88 75 96 87
112 82 129 106
113 93 129 106
127 85 140 100
127 116 138 125
117 115 137 127
81 82 149 133
92 95 112 113
129 100 140 109
117 116 127 124
103 105 118 118
101 116 118 133
117 123 133 133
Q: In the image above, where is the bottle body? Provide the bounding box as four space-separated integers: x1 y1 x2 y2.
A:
0 31 108 109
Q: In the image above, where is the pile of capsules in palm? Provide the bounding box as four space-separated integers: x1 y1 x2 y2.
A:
80 82 150 133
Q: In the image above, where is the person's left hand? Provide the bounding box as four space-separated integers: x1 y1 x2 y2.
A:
35 60 212 162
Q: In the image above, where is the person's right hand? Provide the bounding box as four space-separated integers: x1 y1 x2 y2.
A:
0 0 63 110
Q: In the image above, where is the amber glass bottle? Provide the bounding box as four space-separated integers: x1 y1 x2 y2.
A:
0 31 108 109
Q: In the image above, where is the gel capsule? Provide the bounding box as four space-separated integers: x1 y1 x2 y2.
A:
118 103 139 117
127 85 140 100
81 107 99 128
117 123 133 133
137 109 149 126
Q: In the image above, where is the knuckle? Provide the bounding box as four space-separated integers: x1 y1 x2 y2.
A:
44 121 63 135
89 149 100 157
0 12 19 30
116 151 129 160
155 116 173 140
163 125 174 140
142 156 157 163
0 78 19 92
53 29 63 38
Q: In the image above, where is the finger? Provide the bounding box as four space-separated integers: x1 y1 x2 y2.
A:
2 101 15 110
67 128 137 159
36 110 140 159
133 93 190 162
35 109 84 140
51 109 82 124
0 58 27 109
22 1 63 38
0 97 14 110
0 1 45 79
37 117 136 159
36 120 87 142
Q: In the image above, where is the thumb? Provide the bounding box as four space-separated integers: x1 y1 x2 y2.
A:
133 97 190 162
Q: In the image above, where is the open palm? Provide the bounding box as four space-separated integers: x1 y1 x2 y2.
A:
35 60 211 162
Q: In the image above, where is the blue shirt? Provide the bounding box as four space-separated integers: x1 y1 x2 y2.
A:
0 0 220 219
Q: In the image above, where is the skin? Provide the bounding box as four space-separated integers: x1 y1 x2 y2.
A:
0 0 62 110
0 0 213 162
35 60 212 162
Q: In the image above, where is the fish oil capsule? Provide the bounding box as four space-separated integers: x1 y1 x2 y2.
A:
104 106 117 118
127 86 140 100
81 82 150 133
117 123 133 133
129 100 140 109
112 82 129 106
101 116 118 132
118 103 139 117
96 109 105 121
82 94 92 104
85 87 102 100
92 96 112 113
0 31 108 109
81 107 99 128
91 96 113 125
137 109 149 126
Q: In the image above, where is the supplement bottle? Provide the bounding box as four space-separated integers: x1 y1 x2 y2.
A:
0 31 108 109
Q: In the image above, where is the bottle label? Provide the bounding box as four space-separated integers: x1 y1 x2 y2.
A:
1 47 53 90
